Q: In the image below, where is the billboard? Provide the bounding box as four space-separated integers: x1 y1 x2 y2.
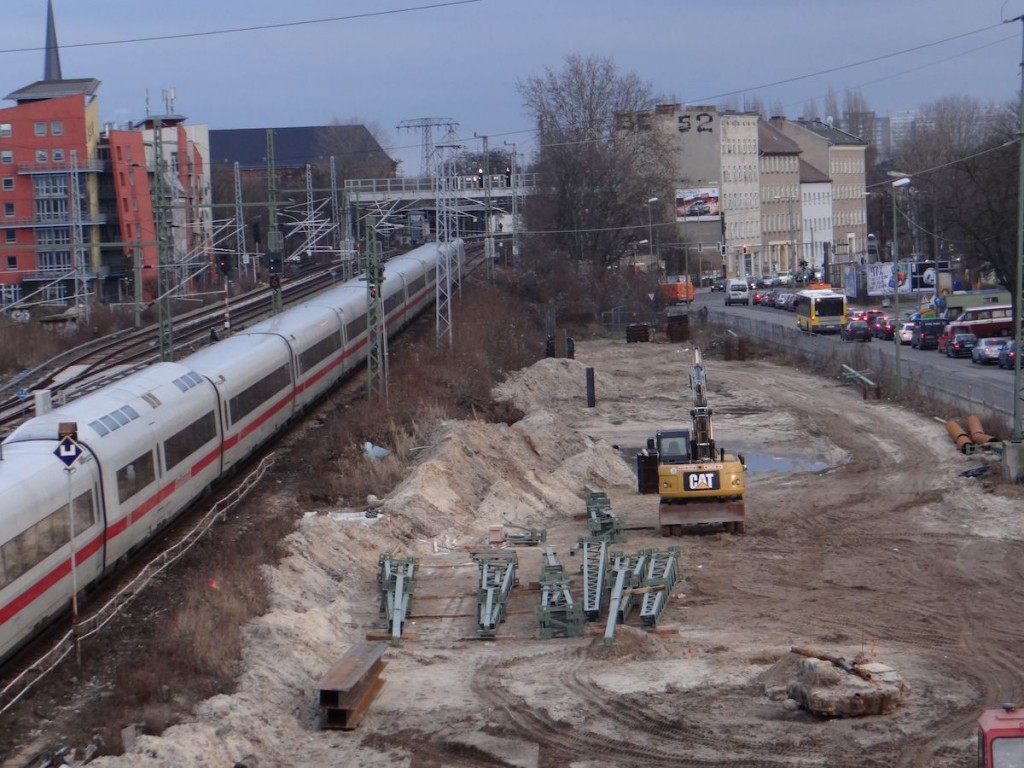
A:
866 261 951 297
676 187 721 222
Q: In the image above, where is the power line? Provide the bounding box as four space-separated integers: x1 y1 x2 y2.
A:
0 1 481 55
692 22 1007 103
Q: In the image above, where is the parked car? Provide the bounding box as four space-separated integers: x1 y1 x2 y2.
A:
840 320 872 342
911 319 946 350
897 322 916 345
999 340 1018 369
945 333 978 358
782 293 798 311
752 290 766 306
774 292 792 309
971 337 1006 365
871 316 895 340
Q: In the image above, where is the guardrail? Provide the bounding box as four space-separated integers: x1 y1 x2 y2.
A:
708 306 1016 432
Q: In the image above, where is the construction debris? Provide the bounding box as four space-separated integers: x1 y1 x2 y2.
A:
764 648 910 718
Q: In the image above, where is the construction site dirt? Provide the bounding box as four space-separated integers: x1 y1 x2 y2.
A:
11 336 1024 768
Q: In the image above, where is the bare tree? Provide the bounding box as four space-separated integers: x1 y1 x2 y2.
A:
517 54 673 271
769 99 787 119
894 96 1018 299
801 99 820 122
823 87 840 126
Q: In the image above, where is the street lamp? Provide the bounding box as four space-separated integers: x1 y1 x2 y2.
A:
632 239 649 267
646 197 658 257
889 173 912 398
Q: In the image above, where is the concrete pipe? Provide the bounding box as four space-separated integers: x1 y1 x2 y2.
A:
946 419 972 453
965 414 997 444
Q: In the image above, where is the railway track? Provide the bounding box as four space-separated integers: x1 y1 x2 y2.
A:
0 244 488 433
0 264 358 432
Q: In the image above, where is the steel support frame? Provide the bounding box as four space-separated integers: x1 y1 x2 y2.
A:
475 550 518 637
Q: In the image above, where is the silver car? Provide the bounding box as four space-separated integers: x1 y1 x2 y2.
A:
897 322 915 345
971 337 1006 365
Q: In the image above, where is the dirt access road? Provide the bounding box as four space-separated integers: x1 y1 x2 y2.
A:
68 337 1024 766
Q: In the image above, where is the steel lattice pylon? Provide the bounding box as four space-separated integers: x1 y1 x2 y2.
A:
434 130 461 347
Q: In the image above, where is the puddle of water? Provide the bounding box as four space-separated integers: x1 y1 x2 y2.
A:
741 452 830 475
618 446 830 477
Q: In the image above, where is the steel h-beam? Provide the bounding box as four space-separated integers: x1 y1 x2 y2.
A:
475 550 518 637
581 538 608 621
638 547 680 628
377 553 417 646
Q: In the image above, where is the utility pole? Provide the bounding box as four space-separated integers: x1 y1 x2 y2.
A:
266 129 283 315
365 215 385 399
396 117 458 177
481 135 495 279
153 118 174 361
434 129 461 347
504 141 519 269
1011 14 1024 446
233 161 247 282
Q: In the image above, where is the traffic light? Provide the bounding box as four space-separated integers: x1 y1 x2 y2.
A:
268 254 282 275
504 166 512 186
742 245 748 254
217 253 231 274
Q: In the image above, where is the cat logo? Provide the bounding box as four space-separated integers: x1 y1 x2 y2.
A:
685 471 720 491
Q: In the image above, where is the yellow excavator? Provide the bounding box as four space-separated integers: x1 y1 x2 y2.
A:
650 348 746 535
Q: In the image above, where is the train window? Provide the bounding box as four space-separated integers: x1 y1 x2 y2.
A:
384 290 404 314
298 333 341 374
0 490 95 589
228 364 292 424
164 411 217 470
121 405 139 420
110 410 130 426
116 451 156 503
407 275 427 295
345 315 367 343
100 415 120 433
89 419 110 437
187 371 203 386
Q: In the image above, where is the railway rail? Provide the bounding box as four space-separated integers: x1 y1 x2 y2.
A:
0 241 488 434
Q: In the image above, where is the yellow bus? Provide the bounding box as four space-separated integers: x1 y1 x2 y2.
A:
793 288 847 333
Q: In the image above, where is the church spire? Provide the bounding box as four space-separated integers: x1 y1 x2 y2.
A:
44 0 62 81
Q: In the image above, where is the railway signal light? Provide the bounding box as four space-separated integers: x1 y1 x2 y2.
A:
504 166 512 186
268 254 282 275
218 253 231 274
476 167 484 187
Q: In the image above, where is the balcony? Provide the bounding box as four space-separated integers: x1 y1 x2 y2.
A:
16 159 107 175
0 212 109 229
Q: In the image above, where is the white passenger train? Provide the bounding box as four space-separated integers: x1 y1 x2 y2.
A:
0 239 463 663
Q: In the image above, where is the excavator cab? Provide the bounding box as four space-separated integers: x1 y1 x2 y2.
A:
657 430 691 462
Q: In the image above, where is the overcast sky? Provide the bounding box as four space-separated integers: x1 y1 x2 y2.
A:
2 0 1021 173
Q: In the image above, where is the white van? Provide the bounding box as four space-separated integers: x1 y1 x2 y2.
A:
724 278 750 306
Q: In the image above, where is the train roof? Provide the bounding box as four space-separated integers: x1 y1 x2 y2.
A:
4 362 204 445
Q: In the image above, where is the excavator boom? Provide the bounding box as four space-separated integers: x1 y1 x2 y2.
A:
654 347 746 535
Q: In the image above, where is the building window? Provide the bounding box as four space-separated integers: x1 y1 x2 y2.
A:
0 151 11 164
0 123 10 138
6 256 15 271
51 120 63 136
52 148 64 163
2 178 12 191
34 122 46 137
35 149 48 164
5 230 14 243
3 202 13 217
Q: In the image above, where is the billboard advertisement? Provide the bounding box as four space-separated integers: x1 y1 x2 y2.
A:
676 187 721 222
866 260 950 297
